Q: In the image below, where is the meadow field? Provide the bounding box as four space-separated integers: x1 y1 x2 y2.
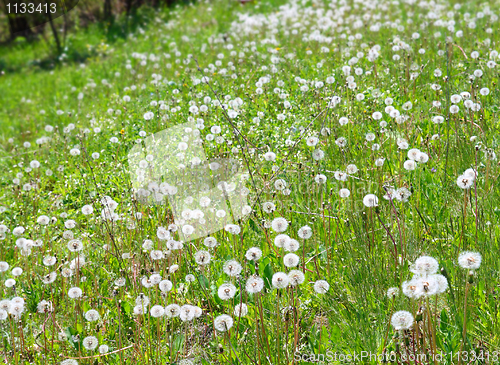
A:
0 0 500 363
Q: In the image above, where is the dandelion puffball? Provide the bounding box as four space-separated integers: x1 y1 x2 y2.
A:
410 256 439 277
214 314 233 332
391 311 414 330
363 194 378 207
458 251 482 270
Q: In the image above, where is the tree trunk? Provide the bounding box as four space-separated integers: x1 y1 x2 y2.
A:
104 0 112 19
46 12 61 54
2 0 35 41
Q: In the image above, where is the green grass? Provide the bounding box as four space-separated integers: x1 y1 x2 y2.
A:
0 0 500 364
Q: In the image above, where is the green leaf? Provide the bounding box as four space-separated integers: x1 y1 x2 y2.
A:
65 327 81 351
199 274 209 290
248 218 260 233
263 263 273 290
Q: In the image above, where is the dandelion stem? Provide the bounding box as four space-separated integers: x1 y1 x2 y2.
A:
425 298 438 365
458 281 470 365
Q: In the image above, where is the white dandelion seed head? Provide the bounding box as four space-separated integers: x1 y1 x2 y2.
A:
179 305 195 321
82 336 98 350
84 309 100 322
314 280 330 294
339 188 351 198
194 250 211 266
297 226 313 239
274 234 291 248
315 174 327 184
223 260 242 277
262 201 276 213
284 239 300 252
403 160 417 171
150 305 165 318
456 175 473 189
165 304 181 318
203 236 218 248
5 278 15 287
463 168 478 180
288 270 305 286
458 251 482 270
61 360 79 365
37 300 53 313
413 275 440 297
245 247 262 261
159 280 173 293
272 272 290 289
218 283 237 300
386 287 399 298
234 303 248 317
246 275 265 294
271 217 289 233
214 314 233 332
402 279 421 299
283 253 300 268
135 294 150 307
410 256 439 277
433 274 449 294
68 287 83 299
391 311 414 330
363 194 378 207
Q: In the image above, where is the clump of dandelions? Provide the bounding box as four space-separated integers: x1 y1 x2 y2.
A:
402 256 448 299
456 168 478 190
